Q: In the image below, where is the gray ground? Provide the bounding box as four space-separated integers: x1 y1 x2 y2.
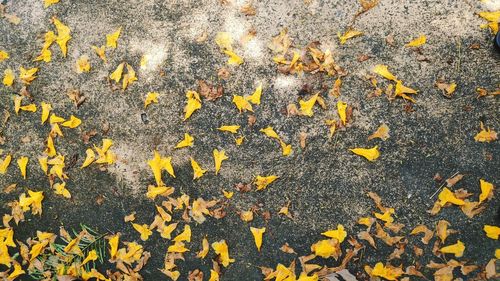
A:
0 0 499 280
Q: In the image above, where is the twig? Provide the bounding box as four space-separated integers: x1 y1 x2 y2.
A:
429 171 459 199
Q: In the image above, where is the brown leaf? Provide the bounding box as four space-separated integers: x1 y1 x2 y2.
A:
211 207 226 219
217 68 230 80
102 121 110 134
358 231 376 248
82 130 97 144
413 245 423 256
410 225 434 245
124 212 136 222
386 34 395 46
235 182 252 193
445 174 463 188
388 244 405 260
485 259 497 279
67 89 86 107
469 43 480 50
188 269 204 281
196 31 208 43
357 54 372 62
280 243 296 254
4 13 21 25
240 4 256 16
248 115 256 126
405 266 425 277
197 80 223 101
3 184 16 194
299 132 307 149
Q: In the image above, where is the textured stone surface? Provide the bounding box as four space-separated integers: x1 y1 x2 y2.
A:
0 0 498 279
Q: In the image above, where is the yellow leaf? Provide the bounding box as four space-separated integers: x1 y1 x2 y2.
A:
479 11 500 22
52 17 71 57
254 175 279 190
337 29 363 44
368 123 390 141
474 122 497 142
49 113 65 124
373 64 397 81
240 210 253 222
34 48 52 63
16 156 28 179
197 236 210 258
190 158 206 180
144 92 159 108
479 179 494 203
109 62 125 83
299 93 319 117
7 262 25 280
108 234 119 259
215 32 233 51
61 115 81 128
81 149 95 168
235 136 244 146
232 95 253 112
147 151 175 186
350 146 380 161
160 223 178 239
321 224 347 243
19 104 37 113
3 68 14 86
311 239 339 258
484 225 500 240
38 157 48 175
44 0 60 8
405 34 426 47
440 240 465 257
132 223 152 241
175 133 194 149
168 242 189 253
395 80 418 102
106 27 122 48
81 250 98 266
173 225 191 243
184 90 202 120
45 136 56 157
213 149 228 175
374 209 395 224
92 45 107 62
250 227 265 252
260 126 280 140
54 182 71 198
279 140 292 156
42 31 57 50
222 190 233 199
75 55 91 73
224 50 244 65
245 83 262 105
211 240 234 267
122 64 137 90
146 185 173 200
40 102 52 124
218 125 240 134
337 101 347 125
370 262 403 281
438 187 465 206
0 154 12 174
208 270 219 281
0 50 9 62
19 67 38 84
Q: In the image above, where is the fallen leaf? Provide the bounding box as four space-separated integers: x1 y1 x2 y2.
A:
213 149 228 175
373 64 397 81
254 175 279 190
474 122 497 142
484 225 500 240
218 125 240 134
144 92 159 108
405 35 426 47
191 158 207 180
250 227 265 251
479 179 494 203
368 124 390 141
338 30 363 44
350 146 380 161
175 133 194 149
106 27 122 48
439 240 465 257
